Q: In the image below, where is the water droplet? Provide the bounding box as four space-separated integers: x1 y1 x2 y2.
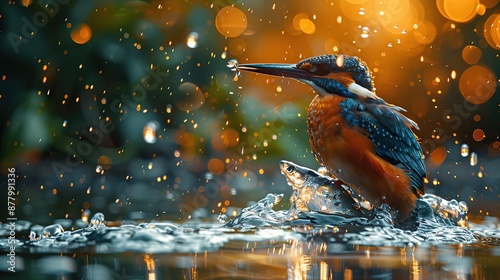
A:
90 212 105 228
460 144 469 157
470 152 478 166
29 231 38 241
401 29 407 34
62 120 67 127
42 224 64 238
230 188 237 195
95 165 102 173
218 214 227 223
143 121 159 144
227 59 240 81
387 42 393 47
204 172 214 180
336 169 342 174
477 171 483 178
360 27 370 39
359 8 365 15
186 32 199 48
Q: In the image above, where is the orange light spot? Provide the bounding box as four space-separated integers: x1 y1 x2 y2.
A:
462 45 482 64
459 65 496 104
483 14 500 50
215 6 247 38
70 23 92 44
299 18 316 34
429 146 447 167
472 129 485 142
97 155 112 170
437 0 479 23
208 158 225 175
221 128 239 148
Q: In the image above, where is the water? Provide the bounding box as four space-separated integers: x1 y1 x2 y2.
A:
1 161 500 279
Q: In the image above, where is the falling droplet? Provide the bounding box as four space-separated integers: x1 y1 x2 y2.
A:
143 121 159 144
401 29 407 34
360 27 370 39
90 212 105 229
460 144 469 157
186 32 199 48
478 171 483 178
230 188 237 195
42 224 64 238
227 59 241 81
470 152 478 166
62 120 67 127
432 178 439 185
359 8 365 15
95 165 102 173
218 214 227 223
387 42 393 47
204 172 214 180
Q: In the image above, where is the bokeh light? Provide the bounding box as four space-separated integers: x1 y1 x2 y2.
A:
429 145 447 167
70 23 92 44
473 128 485 142
437 0 479 23
215 6 247 38
458 65 496 104
208 158 225 175
483 13 500 50
175 82 205 111
462 45 482 64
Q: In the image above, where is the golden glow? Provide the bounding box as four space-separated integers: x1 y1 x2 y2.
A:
97 155 112 170
208 158 225 175
144 254 156 280
70 23 92 44
473 129 485 142
22 0 32 7
215 6 247 38
429 146 447 167
483 14 500 50
462 45 482 64
459 65 496 104
437 0 479 23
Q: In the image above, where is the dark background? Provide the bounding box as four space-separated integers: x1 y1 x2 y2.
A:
0 0 499 225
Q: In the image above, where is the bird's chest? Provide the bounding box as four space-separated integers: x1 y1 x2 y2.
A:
307 95 373 177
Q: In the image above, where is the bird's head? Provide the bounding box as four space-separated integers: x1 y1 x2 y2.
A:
238 54 381 101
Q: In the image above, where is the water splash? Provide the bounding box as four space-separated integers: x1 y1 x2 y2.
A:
226 161 487 245
90 212 106 229
227 59 241 81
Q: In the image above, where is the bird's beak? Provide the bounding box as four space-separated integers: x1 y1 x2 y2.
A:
238 63 313 80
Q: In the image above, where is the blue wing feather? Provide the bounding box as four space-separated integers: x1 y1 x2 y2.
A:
340 98 426 194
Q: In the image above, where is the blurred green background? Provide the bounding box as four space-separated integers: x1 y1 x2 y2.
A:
0 0 499 225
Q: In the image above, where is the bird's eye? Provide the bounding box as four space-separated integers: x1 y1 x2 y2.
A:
286 165 295 173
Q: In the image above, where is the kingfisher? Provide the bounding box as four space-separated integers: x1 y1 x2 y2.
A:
238 54 426 218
